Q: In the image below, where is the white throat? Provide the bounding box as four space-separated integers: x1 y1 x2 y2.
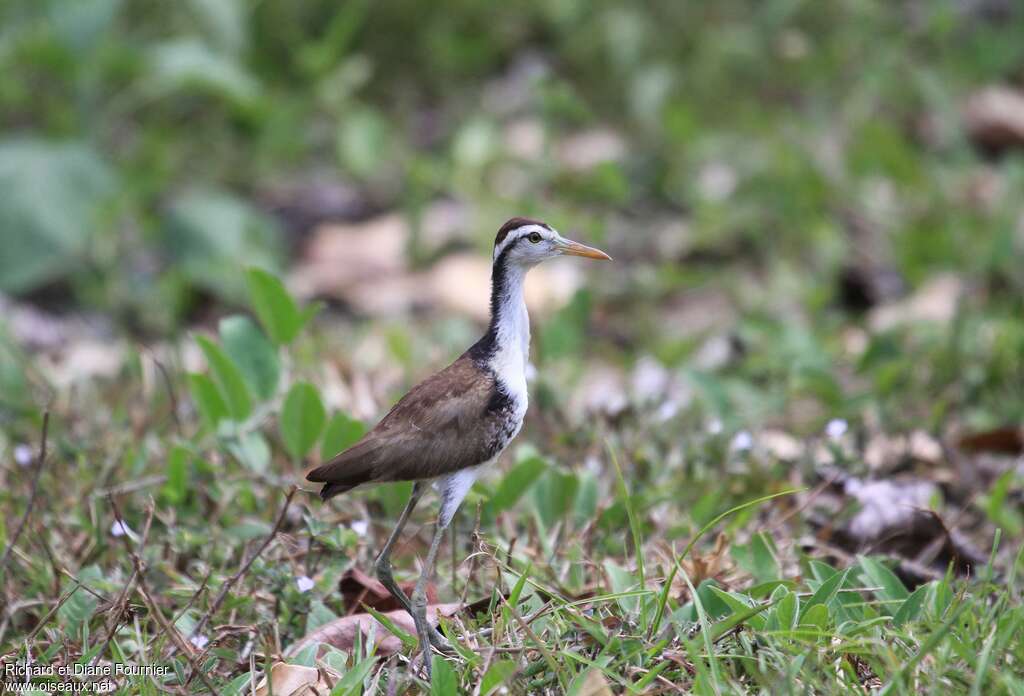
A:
489 263 530 393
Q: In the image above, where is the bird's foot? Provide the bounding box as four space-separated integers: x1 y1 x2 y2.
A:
428 625 456 655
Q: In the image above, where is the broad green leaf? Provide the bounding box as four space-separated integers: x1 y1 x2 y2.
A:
188 372 228 426
246 267 319 345
430 656 458 696
800 603 829 631
531 467 579 528
480 659 518 695
59 566 104 632
858 555 909 607
0 139 116 293
219 315 279 400
894 581 931 627
603 560 640 615
800 567 851 619
229 432 270 473
148 38 260 105
776 588 798 630
734 531 778 584
197 335 252 420
165 191 281 301
307 600 337 634
281 382 326 458
320 412 366 460
489 447 547 513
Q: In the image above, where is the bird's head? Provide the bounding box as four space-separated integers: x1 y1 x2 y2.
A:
493 217 612 268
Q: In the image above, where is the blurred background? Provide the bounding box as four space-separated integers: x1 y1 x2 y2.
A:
4 0 1024 683
5 0 1024 431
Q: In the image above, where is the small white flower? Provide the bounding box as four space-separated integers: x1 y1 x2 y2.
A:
707 418 723 435
110 520 133 538
14 444 33 466
295 575 315 593
825 419 848 440
350 519 369 537
190 634 209 650
731 431 753 451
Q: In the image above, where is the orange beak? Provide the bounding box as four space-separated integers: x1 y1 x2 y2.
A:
559 238 612 261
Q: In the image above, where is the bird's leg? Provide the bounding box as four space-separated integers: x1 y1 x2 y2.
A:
411 516 453 677
374 482 452 658
374 481 425 617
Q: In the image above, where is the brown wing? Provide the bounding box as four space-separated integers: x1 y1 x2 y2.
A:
306 354 498 499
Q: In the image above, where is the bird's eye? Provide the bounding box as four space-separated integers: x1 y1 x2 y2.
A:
527 232 542 244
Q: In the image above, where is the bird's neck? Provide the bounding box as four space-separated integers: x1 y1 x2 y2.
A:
473 256 530 387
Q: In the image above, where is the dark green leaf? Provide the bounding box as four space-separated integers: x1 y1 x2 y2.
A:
430 656 458 696
246 267 319 345
187 372 228 427
220 315 279 400
197 335 252 420
489 448 547 513
320 412 366 460
280 382 326 458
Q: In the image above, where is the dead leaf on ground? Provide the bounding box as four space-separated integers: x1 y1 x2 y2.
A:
253 662 340 696
289 208 582 318
288 603 464 657
573 668 615 696
868 274 963 332
808 470 986 582
964 85 1024 153
338 567 436 613
956 426 1024 455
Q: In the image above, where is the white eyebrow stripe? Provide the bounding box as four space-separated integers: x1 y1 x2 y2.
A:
493 224 551 258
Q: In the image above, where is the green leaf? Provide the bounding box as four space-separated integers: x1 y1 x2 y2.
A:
219 315 279 400
800 567 851 619
246 267 319 345
197 335 252 420
330 655 377 696
59 566 104 632
164 191 281 301
893 581 931 627
480 659 518 696
734 532 778 584
320 412 366 460
187 372 228 427
280 382 326 458
489 447 547 513
858 555 909 607
430 656 458 695
161 445 190 505
0 139 116 293
800 603 829 631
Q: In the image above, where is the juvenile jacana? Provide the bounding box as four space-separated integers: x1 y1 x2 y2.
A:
306 217 611 674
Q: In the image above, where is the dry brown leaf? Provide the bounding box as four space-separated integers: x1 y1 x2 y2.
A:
253 662 339 696
868 274 962 332
964 85 1024 152
956 426 1024 455
573 668 615 696
288 603 464 657
337 567 436 613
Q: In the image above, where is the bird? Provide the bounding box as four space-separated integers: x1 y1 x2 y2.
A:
305 217 611 676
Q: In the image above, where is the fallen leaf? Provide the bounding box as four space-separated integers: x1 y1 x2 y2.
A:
573 668 615 696
868 274 963 332
964 85 1024 153
956 426 1024 455
557 128 626 172
288 603 464 657
337 567 436 613
254 662 339 696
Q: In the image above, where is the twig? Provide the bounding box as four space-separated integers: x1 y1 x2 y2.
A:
188 486 297 642
0 411 50 582
108 495 222 696
150 351 182 436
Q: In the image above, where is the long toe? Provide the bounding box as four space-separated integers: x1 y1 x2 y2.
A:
429 627 456 654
